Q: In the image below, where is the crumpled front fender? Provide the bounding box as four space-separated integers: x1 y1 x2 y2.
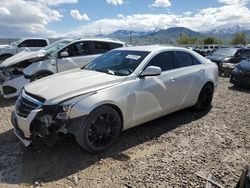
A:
23 60 56 76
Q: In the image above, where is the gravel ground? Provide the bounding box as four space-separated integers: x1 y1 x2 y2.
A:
0 77 249 188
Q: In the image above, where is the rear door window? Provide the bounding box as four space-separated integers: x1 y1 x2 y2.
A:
60 42 91 57
192 56 201 65
92 42 110 54
174 51 193 68
146 51 175 72
109 43 124 50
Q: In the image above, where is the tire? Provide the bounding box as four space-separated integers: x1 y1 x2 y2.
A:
0 54 13 62
194 83 214 111
76 106 122 153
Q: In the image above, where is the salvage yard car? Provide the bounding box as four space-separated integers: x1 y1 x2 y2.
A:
0 38 126 98
0 38 49 62
219 48 250 77
230 59 250 87
206 47 240 76
12 45 218 153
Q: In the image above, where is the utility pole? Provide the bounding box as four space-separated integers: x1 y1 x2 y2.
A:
99 27 102 37
130 31 133 45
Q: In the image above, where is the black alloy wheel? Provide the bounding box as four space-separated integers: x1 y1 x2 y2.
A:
194 83 214 111
76 106 122 153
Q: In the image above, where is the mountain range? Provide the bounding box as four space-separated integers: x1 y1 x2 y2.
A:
104 26 250 45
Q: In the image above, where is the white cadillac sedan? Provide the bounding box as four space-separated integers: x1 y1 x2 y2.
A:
12 45 218 153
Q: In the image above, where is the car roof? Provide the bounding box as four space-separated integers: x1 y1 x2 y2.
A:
21 38 49 40
113 45 189 53
72 38 125 44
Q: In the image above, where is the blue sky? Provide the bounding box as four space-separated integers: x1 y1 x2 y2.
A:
0 0 250 38
48 0 221 32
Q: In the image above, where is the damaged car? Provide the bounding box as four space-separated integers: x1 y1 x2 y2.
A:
0 38 126 98
206 47 240 76
12 45 218 153
0 38 49 62
230 59 250 87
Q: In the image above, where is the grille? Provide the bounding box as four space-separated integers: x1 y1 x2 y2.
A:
16 91 44 118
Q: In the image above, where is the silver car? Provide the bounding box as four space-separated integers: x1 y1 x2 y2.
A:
12 45 218 153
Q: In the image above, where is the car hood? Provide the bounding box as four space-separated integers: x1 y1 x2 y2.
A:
0 50 46 68
0 44 11 48
206 55 227 62
238 60 250 72
24 69 127 105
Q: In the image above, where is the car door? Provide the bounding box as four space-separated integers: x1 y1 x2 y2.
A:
171 51 205 108
131 51 180 126
57 41 97 72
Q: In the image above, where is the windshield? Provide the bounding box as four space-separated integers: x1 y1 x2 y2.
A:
84 50 150 76
212 48 238 57
42 40 71 55
10 39 23 47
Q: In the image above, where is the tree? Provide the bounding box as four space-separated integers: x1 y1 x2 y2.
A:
177 33 200 45
231 32 246 45
177 33 190 44
203 37 222 45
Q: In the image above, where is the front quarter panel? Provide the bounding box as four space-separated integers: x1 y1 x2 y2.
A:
23 60 56 76
69 79 133 130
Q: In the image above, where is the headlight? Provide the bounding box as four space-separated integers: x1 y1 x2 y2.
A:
220 58 230 64
56 92 97 120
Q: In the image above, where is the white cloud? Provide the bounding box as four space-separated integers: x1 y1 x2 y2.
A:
218 0 250 5
70 9 90 21
0 0 62 38
106 0 125 6
183 11 193 16
117 14 125 19
151 0 171 8
0 7 11 16
38 0 78 6
65 0 250 37
0 0 250 38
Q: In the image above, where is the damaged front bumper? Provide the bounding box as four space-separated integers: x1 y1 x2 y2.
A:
220 63 236 77
11 108 42 147
12 91 87 147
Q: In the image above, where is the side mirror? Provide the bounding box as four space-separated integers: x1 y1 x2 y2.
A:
139 66 161 77
60 51 69 58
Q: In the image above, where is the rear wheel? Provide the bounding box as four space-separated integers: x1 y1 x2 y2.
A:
194 83 214 111
76 106 122 153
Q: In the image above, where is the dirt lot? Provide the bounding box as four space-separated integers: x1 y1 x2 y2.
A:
0 77 249 188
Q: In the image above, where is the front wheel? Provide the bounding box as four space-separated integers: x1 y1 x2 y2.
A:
76 106 122 153
194 83 214 111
